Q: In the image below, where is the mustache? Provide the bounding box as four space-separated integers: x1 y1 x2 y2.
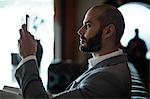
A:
80 35 87 42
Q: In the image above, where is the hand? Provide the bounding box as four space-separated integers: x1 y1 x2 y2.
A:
18 24 37 58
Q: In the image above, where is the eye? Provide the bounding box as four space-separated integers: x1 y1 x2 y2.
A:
85 23 91 29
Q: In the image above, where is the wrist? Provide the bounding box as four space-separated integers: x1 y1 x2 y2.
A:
22 54 36 59
17 55 36 69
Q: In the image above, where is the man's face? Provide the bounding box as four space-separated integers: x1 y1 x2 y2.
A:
78 8 103 53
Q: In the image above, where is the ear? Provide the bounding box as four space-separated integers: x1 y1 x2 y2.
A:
102 24 115 39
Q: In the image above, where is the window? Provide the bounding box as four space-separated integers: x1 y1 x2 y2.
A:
118 2 150 59
0 0 54 90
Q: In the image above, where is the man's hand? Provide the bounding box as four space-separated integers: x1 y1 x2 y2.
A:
18 24 37 58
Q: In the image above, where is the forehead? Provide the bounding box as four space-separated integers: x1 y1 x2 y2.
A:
83 8 102 24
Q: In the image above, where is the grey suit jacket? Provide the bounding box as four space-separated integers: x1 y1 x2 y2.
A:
15 54 131 98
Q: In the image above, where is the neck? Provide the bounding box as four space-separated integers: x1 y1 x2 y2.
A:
92 47 119 57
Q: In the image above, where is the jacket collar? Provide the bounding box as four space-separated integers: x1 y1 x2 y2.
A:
88 49 123 69
89 53 128 72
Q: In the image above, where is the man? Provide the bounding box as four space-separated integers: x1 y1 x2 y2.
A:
15 4 131 98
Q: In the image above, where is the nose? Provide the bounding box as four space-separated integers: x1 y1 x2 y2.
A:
77 26 85 37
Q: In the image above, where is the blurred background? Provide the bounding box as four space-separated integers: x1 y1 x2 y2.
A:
0 0 149 95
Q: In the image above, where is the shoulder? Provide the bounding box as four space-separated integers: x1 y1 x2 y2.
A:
77 70 123 97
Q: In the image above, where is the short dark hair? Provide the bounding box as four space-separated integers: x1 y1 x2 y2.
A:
93 4 125 43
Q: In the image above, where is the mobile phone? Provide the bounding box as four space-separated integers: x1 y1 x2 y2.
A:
26 14 29 31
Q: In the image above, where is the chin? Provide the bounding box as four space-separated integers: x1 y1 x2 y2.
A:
79 45 89 53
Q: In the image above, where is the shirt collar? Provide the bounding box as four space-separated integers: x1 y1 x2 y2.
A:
88 49 123 69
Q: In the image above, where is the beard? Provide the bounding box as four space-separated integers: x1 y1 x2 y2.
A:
79 30 102 53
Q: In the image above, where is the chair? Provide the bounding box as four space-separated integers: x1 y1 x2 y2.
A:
47 59 86 94
128 62 149 98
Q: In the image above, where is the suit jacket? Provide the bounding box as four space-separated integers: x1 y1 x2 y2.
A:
15 54 131 98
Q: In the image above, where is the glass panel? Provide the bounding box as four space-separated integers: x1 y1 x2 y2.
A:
0 0 54 90
118 2 150 59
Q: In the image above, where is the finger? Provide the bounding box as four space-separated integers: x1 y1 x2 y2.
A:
24 30 35 39
20 28 29 39
18 39 21 47
21 24 35 40
18 39 22 50
18 39 20 43
22 24 31 36
21 24 33 37
18 39 23 57
19 29 23 38
20 27 29 38
22 24 27 32
18 38 22 45
30 33 35 39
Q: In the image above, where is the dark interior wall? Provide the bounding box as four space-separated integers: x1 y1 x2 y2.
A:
54 0 78 60
61 0 78 60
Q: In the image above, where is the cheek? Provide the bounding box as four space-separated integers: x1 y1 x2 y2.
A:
84 29 98 40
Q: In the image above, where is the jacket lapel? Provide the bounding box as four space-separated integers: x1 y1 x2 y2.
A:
71 54 128 88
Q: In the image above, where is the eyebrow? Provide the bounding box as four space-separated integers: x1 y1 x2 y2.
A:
83 20 92 25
